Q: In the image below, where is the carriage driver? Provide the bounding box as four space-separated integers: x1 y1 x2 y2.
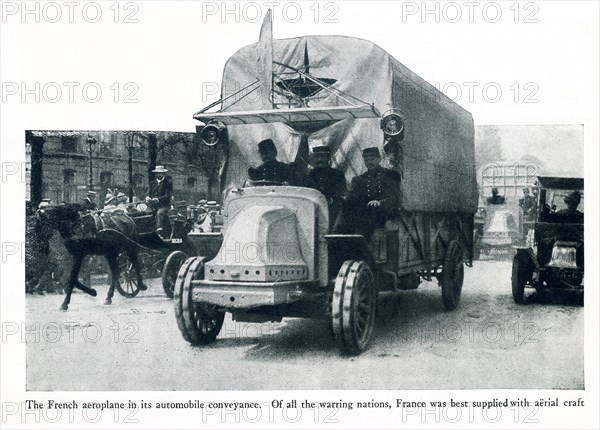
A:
147 165 173 240
334 147 401 239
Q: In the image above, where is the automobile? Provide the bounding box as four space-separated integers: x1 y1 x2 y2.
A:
479 203 523 258
511 176 584 303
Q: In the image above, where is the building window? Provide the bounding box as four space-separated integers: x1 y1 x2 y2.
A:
100 171 113 188
63 169 75 184
61 136 78 152
187 177 197 188
132 147 145 159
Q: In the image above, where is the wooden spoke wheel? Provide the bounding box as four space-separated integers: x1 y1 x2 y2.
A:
162 251 188 299
174 257 225 345
511 252 533 304
441 240 464 310
332 260 377 356
116 252 141 298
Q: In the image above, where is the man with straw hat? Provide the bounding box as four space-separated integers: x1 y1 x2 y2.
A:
147 165 173 239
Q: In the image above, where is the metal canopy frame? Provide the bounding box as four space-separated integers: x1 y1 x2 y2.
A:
193 104 380 126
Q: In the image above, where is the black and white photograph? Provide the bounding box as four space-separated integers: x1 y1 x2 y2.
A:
1 1 598 429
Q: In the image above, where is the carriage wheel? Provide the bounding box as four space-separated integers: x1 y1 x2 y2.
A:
174 257 225 345
116 252 141 298
441 240 464 310
511 252 533 304
162 251 188 298
332 260 377 356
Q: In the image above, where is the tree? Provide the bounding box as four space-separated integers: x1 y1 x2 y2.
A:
475 126 504 171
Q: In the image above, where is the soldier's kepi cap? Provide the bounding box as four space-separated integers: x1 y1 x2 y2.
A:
362 147 380 157
258 139 277 154
312 146 331 156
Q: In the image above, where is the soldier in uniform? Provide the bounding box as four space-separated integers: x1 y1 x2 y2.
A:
82 190 97 211
248 139 296 185
334 147 401 239
147 165 173 239
304 146 347 228
486 187 506 204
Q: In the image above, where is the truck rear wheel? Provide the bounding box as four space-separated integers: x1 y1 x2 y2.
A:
332 260 377 356
441 240 464 310
174 256 225 345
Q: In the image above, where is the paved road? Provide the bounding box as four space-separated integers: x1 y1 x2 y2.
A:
26 261 583 391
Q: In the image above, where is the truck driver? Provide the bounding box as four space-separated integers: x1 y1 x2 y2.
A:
248 139 296 185
333 146 401 239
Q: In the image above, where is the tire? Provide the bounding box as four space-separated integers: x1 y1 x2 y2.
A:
331 260 377 356
162 251 188 298
115 252 141 298
173 257 225 345
441 240 464 310
512 252 533 304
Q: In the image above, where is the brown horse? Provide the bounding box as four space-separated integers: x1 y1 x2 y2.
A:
36 204 147 311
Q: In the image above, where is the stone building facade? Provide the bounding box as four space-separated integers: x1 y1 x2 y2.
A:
27 130 213 208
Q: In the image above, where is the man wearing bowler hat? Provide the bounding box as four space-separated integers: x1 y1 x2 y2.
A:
147 165 173 239
304 145 347 227
334 146 401 239
248 139 296 185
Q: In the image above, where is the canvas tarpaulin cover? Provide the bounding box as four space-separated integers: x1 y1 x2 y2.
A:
207 35 477 213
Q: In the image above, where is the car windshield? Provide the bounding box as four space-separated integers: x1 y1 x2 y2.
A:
545 189 584 213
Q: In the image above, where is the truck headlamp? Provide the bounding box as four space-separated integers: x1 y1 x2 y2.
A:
380 112 405 137
200 121 226 146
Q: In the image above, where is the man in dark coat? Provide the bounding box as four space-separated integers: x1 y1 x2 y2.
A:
248 139 296 185
519 187 537 220
557 190 583 222
147 165 173 238
82 190 97 211
334 147 401 239
304 146 347 228
486 187 506 204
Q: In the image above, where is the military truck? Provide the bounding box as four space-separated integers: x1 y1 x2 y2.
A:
173 28 478 355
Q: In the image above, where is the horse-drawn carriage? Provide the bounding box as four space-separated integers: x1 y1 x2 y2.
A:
171 33 478 355
34 199 210 309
